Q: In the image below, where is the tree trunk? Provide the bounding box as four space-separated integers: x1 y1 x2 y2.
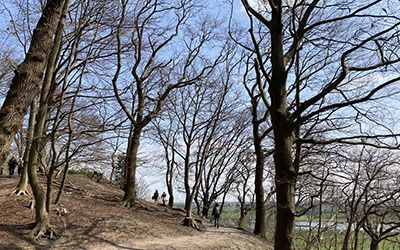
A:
12 99 38 196
195 195 201 216
55 43 83 205
202 199 211 218
166 166 174 207
370 239 379 250
166 155 175 207
272 127 295 250
37 146 48 174
0 0 65 167
27 0 69 239
266 2 296 248
122 126 142 207
28 168 52 240
184 144 191 211
342 217 354 250
253 111 266 236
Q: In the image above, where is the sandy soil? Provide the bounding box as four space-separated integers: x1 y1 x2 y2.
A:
0 174 271 249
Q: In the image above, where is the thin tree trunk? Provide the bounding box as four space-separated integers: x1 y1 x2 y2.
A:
166 161 174 207
54 127 73 205
194 190 201 215
342 219 354 250
0 0 65 167
253 114 266 236
12 99 38 196
202 199 211 218
184 144 191 211
239 203 245 229
55 56 84 205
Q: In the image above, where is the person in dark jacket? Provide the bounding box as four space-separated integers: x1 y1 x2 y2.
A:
152 190 159 204
212 203 221 228
8 156 17 176
17 157 23 175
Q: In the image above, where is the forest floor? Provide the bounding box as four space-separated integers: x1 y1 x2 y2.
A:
0 174 272 249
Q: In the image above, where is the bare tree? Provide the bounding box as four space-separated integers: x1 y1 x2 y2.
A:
152 112 181 207
237 1 400 248
198 109 250 218
26 0 70 239
112 0 226 207
335 147 400 250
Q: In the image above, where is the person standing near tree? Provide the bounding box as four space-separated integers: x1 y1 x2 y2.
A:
212 203 221 228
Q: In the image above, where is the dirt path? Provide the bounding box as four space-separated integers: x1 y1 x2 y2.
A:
0 175 272 250
92 224 271 250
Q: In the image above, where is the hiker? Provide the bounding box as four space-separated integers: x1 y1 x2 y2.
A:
212 202 221 228
17 157 23 175
152 190 159 204
161 191 167 206
8 156 17 176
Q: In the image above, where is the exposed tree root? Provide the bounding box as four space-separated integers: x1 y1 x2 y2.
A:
10 188 31 196
120 199 148 210
181 217 200 230
29 199 35 209
29 222 56 241
173 207 187 213
121 199 135 208
55 204 68 216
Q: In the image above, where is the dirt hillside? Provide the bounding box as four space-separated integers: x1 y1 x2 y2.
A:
0 174 272 249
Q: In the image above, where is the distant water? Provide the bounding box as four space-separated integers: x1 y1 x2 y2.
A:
247 221 399 232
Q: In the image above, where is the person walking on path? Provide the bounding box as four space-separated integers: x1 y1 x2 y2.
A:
212 203 221 228
161 191 167 206
152 190 159 204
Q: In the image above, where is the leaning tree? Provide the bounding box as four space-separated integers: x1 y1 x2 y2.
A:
0 0 65 171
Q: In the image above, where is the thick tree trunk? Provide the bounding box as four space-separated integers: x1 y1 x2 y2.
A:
122 126 142 207
27 0 69 239
28 105 53 239
28 171 53 240
266 3 296 249
12 100 38 196
0 0 65 167
273 131 295 250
